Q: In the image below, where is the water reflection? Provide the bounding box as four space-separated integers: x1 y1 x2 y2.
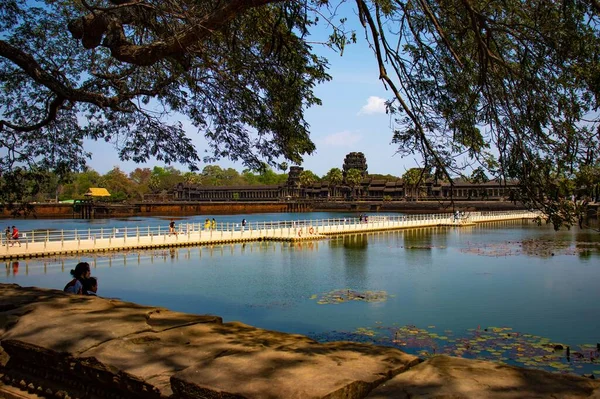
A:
5 223 599 274
341 234 368 287
402 228 435 249
342 234 368 250
5 261 19 276
2 222 600 364
575 230 600 260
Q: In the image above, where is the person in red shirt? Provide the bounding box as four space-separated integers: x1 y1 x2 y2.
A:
10 226 21 247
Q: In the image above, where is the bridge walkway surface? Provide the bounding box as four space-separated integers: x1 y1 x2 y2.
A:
0 210 539 260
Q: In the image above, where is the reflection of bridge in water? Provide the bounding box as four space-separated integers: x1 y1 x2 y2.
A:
0 211 539 260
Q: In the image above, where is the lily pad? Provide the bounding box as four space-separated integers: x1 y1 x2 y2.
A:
460 239 600 258
310 288 390 305
308 323 600 377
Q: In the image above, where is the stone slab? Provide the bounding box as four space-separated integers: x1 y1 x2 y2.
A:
0 283 221 354
81 320 419 398
170 340 421 399
366 355 600 399
80 321 317 379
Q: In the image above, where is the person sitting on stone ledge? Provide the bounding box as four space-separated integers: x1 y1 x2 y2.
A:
83 276 98 296
63 262 91 295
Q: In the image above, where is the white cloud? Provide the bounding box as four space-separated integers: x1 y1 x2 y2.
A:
320 131 362 147
358 96 386 115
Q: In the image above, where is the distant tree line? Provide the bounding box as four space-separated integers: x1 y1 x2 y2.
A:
37 166 287 203
24 163 600 207
22 165 422 203
15 163 600 207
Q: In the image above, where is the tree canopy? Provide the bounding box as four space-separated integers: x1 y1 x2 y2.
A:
352 0 600 228
470 167 489 184
299 170 320 186
401 167 430 186
2 0 600 227
323 168 343 185
0 0 328 203
345 168 363 187
36 165 291 203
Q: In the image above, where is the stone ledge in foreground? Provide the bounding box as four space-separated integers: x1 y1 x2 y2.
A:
0 283 419 398
366 355 600 399
1 283 599 399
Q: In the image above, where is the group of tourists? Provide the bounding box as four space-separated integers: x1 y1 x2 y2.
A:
454 210 466 222
63 262 98 296
165 218 250 236
204 218 217 230
167 218 249 235
3 226 21 247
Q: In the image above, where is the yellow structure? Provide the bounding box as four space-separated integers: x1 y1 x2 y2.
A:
84 187 111 197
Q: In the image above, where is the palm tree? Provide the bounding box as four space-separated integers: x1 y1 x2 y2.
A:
402 168 429 200
299 170 319 198
279 162 289 174
345 169 363 199
324 168 343 198
299 170 317 187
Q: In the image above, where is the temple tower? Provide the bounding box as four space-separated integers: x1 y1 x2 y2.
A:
287 166 304 187
342 152 368 179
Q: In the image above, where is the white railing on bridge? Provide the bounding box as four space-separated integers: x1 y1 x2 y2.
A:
0 210 539 249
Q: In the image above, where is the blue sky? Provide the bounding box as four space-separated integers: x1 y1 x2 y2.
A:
86 5 420 178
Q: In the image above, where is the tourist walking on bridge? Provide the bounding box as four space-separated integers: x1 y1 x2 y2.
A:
10 226 21 247
169 219 178 236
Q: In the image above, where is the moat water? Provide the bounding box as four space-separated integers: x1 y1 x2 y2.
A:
1 212 599 375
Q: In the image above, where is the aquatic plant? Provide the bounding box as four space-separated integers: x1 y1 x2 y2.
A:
460 239 600 258
309 324 600 376
310 289 390 305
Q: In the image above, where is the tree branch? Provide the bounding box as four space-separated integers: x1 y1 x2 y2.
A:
355 0 454 184
0 96 66 133
0 40 125 109
417 0 464 69
69 0 286 66
591 0 600 15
